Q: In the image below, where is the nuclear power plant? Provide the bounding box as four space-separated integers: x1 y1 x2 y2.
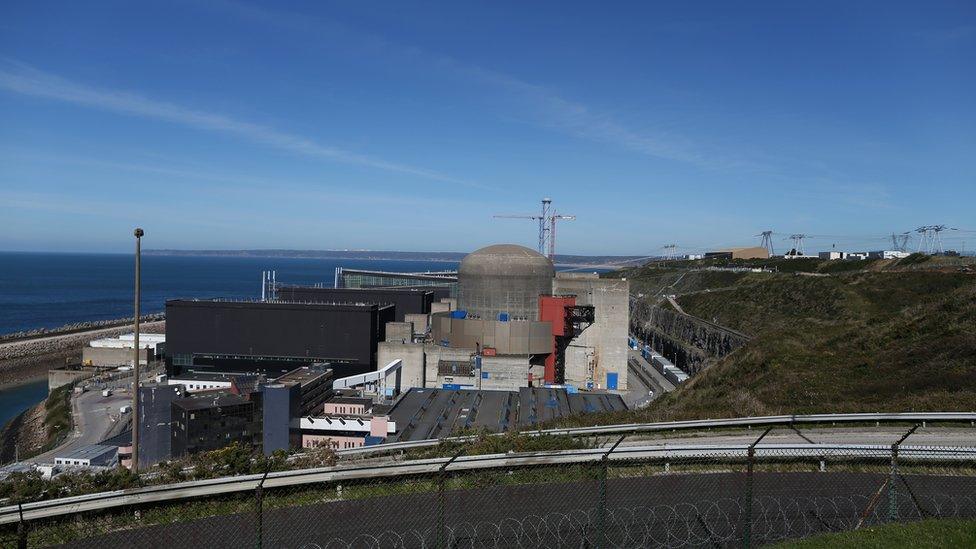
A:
380 243 630 392
111 241 633 465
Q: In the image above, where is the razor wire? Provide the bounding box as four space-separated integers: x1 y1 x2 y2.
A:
247 491 976 549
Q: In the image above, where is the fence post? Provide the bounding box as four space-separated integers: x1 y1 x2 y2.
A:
437 447 466 549
888 424 920 523
255 467 271 549
17 503 26 549
596 435 627 549
743 427 773 549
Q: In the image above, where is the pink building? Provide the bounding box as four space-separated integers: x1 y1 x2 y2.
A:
321 396 372 416
300 415 394 449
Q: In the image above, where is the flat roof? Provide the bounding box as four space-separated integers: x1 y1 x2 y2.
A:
275 366 332 386
58 444 117 460
169 372 245 382
388 388 518 441
326 396 373 406
166 299 393 313
279 286 435 295
517 387 627 428
173 392 250 411
387 387 627 441
99 430 132 446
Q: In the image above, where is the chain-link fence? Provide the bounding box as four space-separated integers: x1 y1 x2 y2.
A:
2 423 975 548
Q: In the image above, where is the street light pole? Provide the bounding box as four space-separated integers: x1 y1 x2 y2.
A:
132 228 143 473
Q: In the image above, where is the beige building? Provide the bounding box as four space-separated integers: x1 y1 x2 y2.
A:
704 246 769 260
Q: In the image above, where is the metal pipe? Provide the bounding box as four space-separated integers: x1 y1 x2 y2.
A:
132 228 143 473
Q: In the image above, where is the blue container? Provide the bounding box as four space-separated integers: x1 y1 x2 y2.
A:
606 372 619 390
498 312 509 321
450 310 467 319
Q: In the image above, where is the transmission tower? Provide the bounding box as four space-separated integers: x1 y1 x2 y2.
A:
787 234 807 255
756 230 775 256
494 198 574 260
915 225 959 254
890 232 910 252
661 244 678 260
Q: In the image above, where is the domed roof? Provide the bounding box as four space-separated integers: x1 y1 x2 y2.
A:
459 244 555 278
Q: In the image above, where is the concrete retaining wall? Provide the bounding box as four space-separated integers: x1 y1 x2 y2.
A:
630 300 748 376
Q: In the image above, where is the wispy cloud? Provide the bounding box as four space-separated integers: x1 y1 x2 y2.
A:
0 148 492 211
455 64 716 166
206 1 732 169
0 60 480 187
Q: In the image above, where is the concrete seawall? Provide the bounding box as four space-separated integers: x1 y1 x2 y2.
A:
0 321 165 388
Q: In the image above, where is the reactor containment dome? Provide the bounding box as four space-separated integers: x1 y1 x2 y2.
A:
458 244 555 322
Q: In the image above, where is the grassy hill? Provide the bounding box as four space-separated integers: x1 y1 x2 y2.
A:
561 256 976 426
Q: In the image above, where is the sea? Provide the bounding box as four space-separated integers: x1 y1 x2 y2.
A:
0 252 460 336
0 252 459 427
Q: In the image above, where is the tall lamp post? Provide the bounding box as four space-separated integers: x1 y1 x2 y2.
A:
132 228 144 473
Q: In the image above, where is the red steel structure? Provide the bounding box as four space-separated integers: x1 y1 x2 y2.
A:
539 295 576 384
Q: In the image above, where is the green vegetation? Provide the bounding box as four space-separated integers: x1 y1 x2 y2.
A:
0 442 334 505
769 518 976 548
36 385 73 456
580 260 976 427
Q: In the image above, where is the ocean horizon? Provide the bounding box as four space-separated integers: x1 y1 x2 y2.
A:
0 252 461 336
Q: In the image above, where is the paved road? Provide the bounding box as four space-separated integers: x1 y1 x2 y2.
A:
628 350 675 390
29 390 132 463
666 295 686 314
611 425 976 450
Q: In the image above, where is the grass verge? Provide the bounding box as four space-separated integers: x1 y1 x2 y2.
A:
769 518 976 548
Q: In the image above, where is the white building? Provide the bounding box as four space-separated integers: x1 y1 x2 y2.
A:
818 251 846 260
868 250 910 260
54 444 118 468
89 333 166 352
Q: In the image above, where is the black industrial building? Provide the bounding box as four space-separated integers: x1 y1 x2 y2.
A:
275 286 434 322
170 392 260 457
136 384 182 467
165 299 394 377
262 382 301 456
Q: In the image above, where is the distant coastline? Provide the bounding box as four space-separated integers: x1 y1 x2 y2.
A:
144 249 645 267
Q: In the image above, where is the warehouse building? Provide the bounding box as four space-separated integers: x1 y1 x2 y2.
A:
82 333 165 368
54 444 118 469
703 247 769 260
165 299 394 377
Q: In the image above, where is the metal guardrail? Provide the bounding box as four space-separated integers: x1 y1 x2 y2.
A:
335 411 976 457
4 441 976 525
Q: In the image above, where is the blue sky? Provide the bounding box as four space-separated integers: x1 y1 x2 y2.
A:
1 1 974 255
